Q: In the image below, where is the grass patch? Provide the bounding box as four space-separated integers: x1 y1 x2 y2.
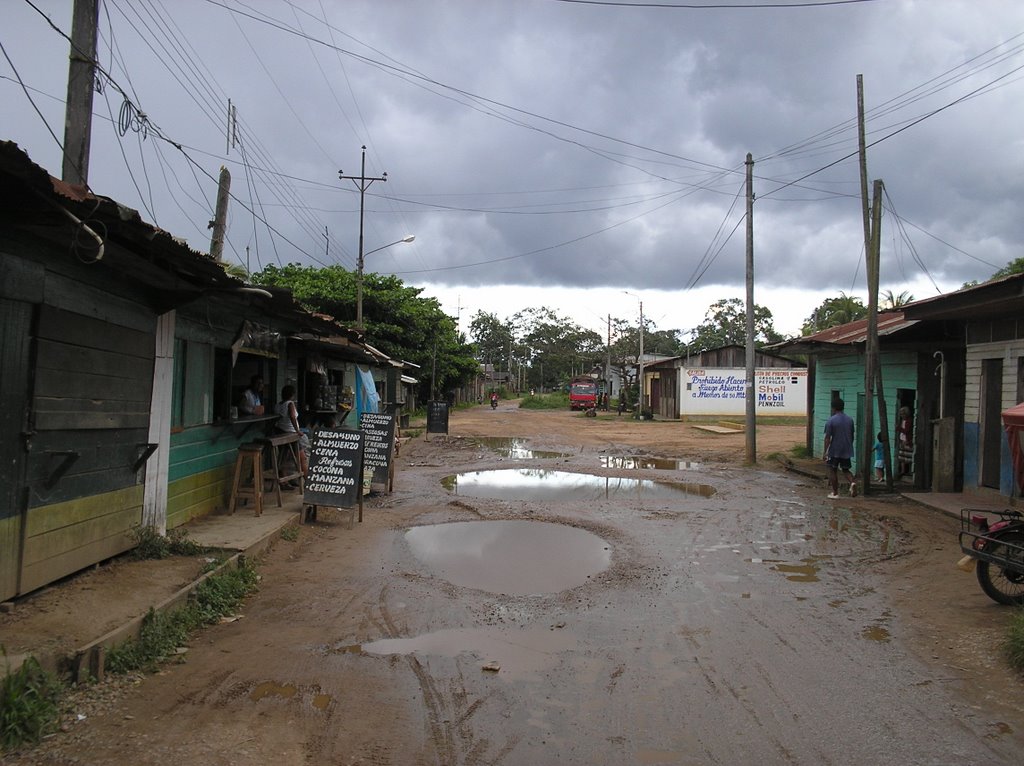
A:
106 558 259 674
1006 609 1024 672
519 392 569 410
789 443 812 459
129 525 205 559
1 653 63 752
280 526 299 542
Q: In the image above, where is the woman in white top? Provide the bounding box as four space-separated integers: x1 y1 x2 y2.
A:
275 385 309 475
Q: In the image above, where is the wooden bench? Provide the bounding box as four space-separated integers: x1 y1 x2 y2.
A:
262 432 304 507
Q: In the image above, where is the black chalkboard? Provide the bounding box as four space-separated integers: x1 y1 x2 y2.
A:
304 429 364 508
426 400 449 434
359 411 396 486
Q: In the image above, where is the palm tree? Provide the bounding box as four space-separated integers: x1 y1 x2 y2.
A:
881 289 914 309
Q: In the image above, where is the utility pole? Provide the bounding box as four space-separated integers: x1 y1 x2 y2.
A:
863 179 884 492
339 146 387 330
744 153 756 464
606 314 612 405
209 167 231 263
638 300 645 417
62 0 100 185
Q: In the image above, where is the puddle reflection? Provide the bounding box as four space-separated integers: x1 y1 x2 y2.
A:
470 436 568 460
406 520 610 595
442 468 715 501
599 455 701 471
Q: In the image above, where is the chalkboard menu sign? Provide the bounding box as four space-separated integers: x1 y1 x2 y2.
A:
359 411 396 486
426 400 449 434
304 429 364 508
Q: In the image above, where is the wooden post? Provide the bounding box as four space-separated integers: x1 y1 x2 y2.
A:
209 167 231 262
744 153 756 464
62 0 100 186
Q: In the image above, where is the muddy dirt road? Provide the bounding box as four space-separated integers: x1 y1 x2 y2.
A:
8 405 1024 765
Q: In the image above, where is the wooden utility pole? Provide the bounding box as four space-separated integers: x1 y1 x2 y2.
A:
857 74 875 492
62 0 100 185
209 167 231 262
864 179 884 492
744 153 756 464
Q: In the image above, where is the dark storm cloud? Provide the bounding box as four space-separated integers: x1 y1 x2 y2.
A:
4 0 1024 308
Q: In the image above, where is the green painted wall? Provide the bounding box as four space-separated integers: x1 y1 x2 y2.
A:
813 349 919 465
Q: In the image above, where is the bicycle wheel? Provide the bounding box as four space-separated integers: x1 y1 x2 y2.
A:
976 530 1024 605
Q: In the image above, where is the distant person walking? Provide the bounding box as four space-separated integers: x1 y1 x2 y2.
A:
823 398 856 498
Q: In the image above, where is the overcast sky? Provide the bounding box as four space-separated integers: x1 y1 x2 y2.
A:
4 0 1023 338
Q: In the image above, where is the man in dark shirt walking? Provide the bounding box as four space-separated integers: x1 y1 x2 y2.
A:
823 398 856 498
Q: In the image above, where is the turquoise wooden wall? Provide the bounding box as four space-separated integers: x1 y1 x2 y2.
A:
813 349 919 466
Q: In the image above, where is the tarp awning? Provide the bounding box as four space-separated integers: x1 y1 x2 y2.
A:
1003 403 1024 495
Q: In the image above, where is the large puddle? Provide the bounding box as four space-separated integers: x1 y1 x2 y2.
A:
441 468 715 501
405 520 611 595
470 436 568 460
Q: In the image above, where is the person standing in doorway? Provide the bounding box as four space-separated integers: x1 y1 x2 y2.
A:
823 398 857 498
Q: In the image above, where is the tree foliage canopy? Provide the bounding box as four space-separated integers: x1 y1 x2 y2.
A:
690 298 784 351
252 263 477 398
801 292 867 335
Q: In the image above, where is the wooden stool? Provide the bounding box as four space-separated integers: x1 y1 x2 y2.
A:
229 442 264 516
262 433 304 507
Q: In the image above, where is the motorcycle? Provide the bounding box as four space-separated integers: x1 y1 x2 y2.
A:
958 508 1024 605
490 397 498 409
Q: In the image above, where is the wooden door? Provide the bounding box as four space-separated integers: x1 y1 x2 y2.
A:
981 358 1004 489
0 299 34 600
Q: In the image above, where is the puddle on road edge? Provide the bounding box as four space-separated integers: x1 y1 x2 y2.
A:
441 468 715 501
405 519 612 595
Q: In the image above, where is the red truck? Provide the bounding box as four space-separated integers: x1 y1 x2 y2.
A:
569 376 598 410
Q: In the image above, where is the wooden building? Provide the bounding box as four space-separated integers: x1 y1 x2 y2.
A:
903 274 1024 498
771 312 965 491
0 142 389 600
643 345 806 419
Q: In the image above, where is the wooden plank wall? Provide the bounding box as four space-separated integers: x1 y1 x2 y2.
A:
167 425 242 528
22 301 156 594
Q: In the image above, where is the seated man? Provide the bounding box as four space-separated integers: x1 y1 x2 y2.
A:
239 375 265 416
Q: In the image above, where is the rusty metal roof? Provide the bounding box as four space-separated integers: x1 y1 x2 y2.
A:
768 311 918 354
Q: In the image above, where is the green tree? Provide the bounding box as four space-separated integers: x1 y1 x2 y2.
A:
992 257 1024 279
691 298 783 352
881 289 915 309
469 311 514 371
512 307 603 390
801 292 867 335
253 263 477 399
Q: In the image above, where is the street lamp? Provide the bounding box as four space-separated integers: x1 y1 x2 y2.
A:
356 234 414 330
624 291 644 418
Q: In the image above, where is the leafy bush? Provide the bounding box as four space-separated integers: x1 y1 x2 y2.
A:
519 392 569 410
1006 609 1024 672
106 559 259 674
129 525 204 559
1 653 62 752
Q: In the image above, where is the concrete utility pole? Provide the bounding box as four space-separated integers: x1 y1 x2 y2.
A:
339 146 387 330
209 167 231 263
744 153 756 464
62 0 100 185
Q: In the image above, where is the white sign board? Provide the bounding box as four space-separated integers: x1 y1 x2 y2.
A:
681 368 807 417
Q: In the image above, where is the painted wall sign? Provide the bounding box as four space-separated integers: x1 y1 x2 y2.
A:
682 368 808 416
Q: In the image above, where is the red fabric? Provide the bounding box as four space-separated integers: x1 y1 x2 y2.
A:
1003 403 1024 494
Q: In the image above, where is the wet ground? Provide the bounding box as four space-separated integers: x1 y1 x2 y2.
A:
5 406 1024 765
